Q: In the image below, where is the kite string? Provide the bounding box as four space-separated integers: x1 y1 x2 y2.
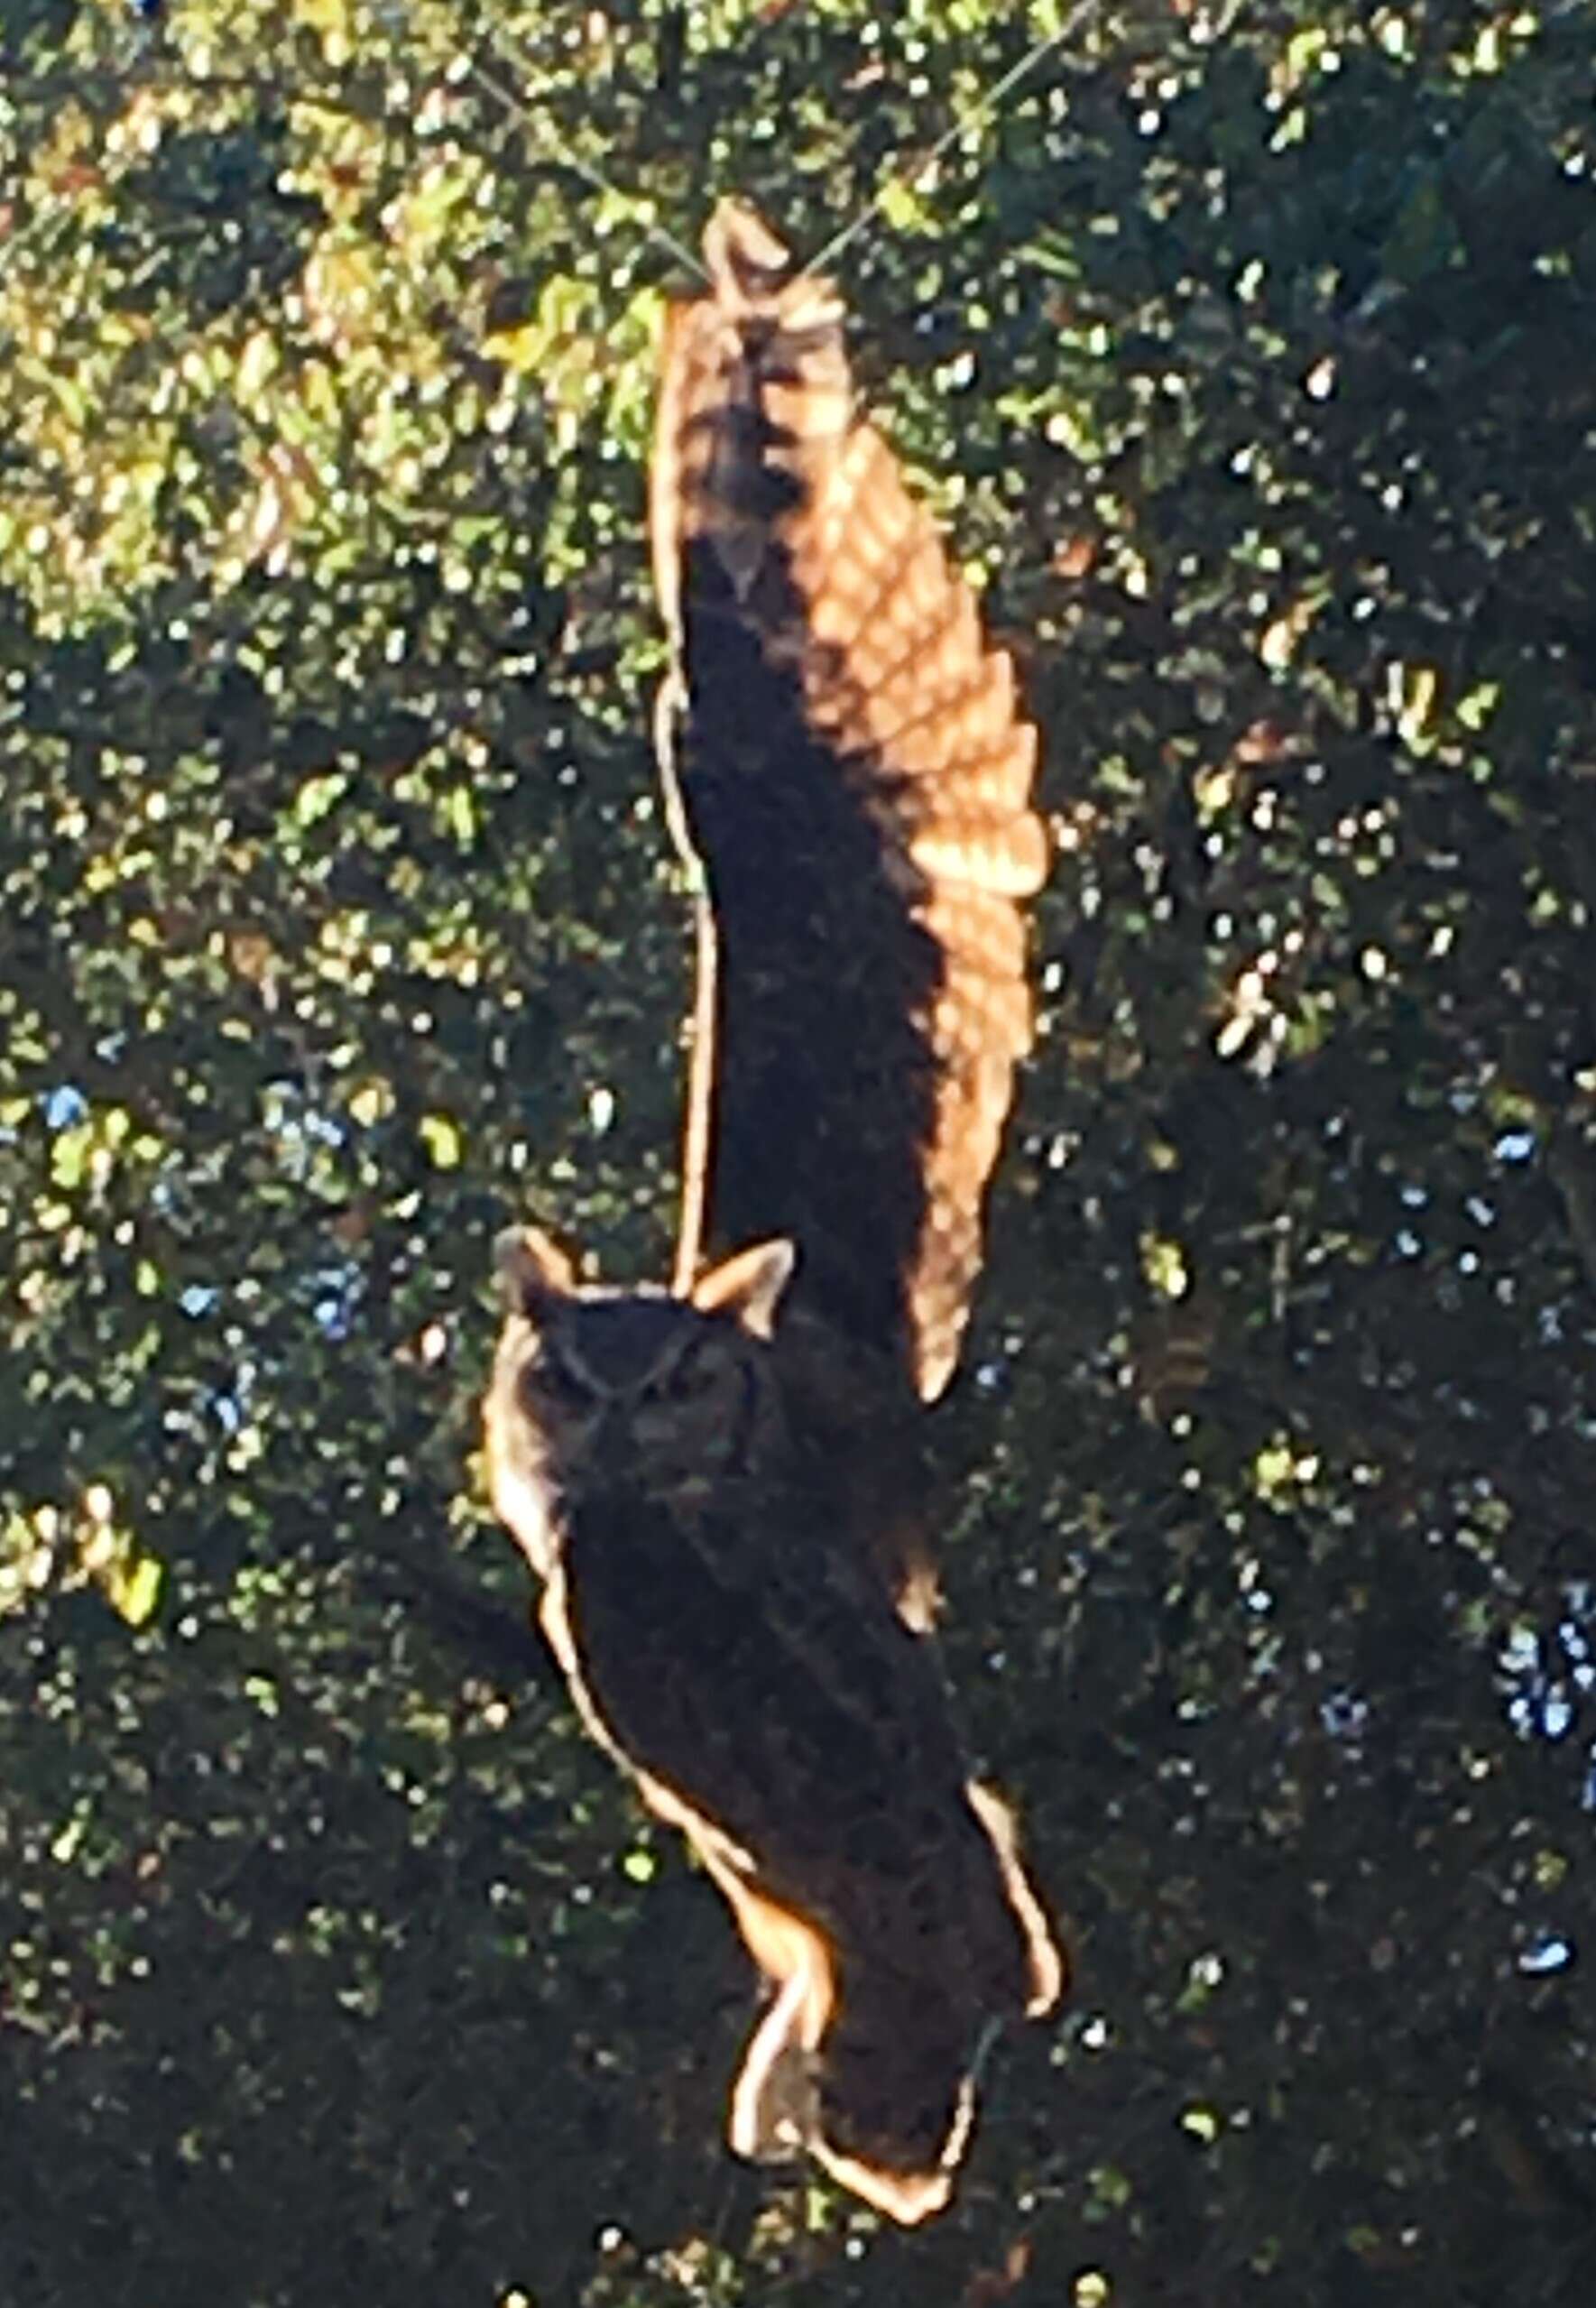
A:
471 1 1101 287
1 5 1096 297
463 35 706 281
808 0 1101 280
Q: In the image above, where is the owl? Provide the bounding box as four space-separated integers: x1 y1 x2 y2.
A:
484 201 1060 2224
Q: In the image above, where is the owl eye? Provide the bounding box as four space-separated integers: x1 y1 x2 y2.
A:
527 1350 594 1409
666 1343 724 1399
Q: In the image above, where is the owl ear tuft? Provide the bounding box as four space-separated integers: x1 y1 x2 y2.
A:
691 1239 797 1341
494 1227 578 1317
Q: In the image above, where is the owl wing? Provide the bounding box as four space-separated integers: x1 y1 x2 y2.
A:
651 202 1047 1401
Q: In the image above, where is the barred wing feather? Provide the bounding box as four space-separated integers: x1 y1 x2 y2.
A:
652 201 1047 1400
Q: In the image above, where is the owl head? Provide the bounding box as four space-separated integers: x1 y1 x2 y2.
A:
484 1228 797 1574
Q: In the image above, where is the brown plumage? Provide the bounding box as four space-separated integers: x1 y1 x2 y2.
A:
484 201 1059 2224
653 199 1047 1400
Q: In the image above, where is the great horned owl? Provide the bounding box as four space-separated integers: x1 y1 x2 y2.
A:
484 201 1060 2224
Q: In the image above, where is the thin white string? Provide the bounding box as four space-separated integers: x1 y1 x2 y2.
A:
808 0 1102 282
465 26 707 282
3 5 1099 299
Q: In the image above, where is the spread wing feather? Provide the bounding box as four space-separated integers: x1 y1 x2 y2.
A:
652 202 1047 1399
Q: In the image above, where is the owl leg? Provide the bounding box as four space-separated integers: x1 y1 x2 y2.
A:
690 1856 836 2165
727 1962 821 2164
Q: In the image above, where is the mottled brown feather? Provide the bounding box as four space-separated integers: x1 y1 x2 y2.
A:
653 199 1047 1399
483 204 1061 2231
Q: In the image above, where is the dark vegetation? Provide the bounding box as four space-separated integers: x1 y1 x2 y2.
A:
3 3 1594 2302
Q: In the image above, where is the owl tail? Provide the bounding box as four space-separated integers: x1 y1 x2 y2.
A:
811 1975 996 2224
732 1947 1017 2225
727 1944 974 2223
726 1781 1063 2225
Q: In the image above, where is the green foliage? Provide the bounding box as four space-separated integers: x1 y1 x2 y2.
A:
4 3 1594 2303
